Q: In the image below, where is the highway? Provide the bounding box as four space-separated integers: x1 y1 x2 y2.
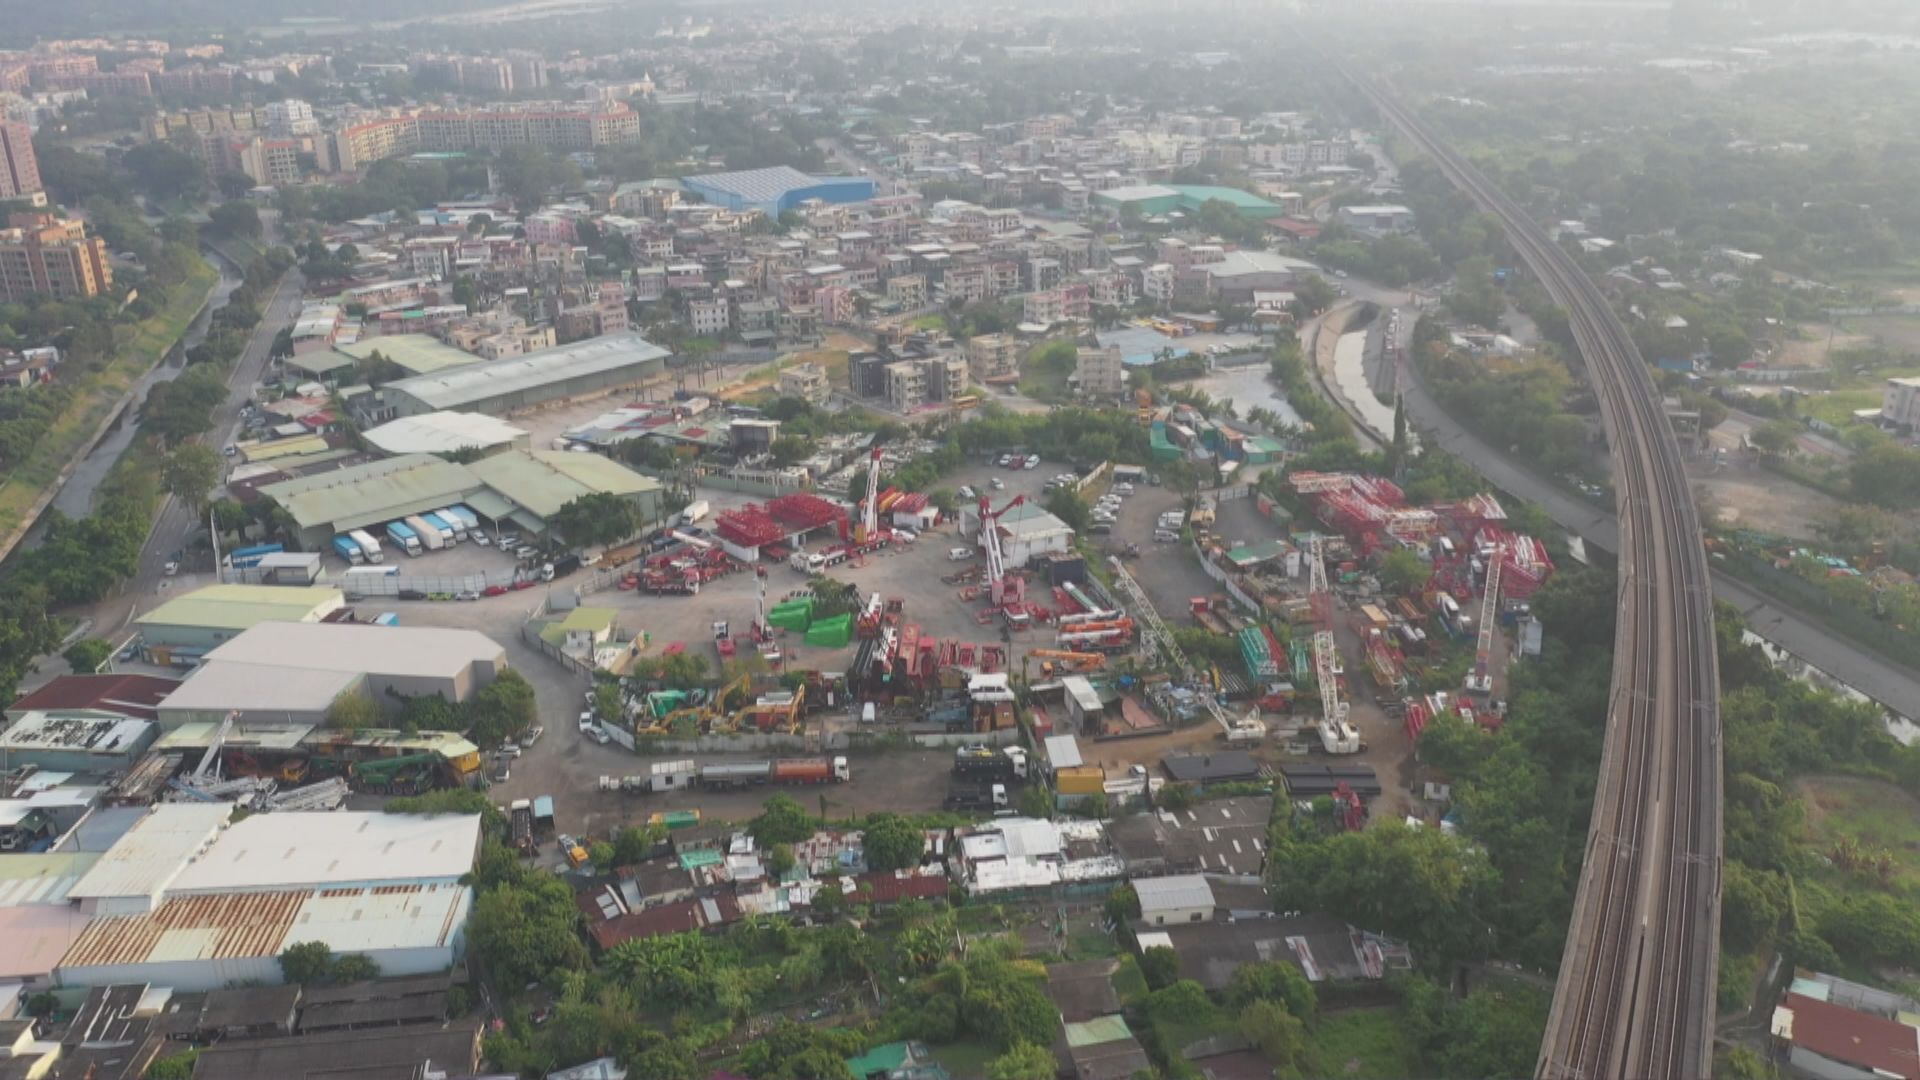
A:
1341 72 1723 1079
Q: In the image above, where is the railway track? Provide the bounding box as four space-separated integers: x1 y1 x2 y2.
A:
1340 70 1723 1079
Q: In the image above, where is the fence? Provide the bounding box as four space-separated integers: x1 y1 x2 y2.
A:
1718 549 1920 671
1189 537 1262 614
518 619 596 676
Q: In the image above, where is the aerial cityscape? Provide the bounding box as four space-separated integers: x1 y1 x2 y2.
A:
0 0 1916 1077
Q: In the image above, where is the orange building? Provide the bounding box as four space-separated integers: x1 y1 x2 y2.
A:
0 213 112 302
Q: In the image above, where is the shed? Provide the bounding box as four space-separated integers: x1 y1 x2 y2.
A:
1161 751 1261 785
1134 873 1215 926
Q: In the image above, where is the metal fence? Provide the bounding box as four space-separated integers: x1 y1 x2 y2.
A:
1718 549 1920 671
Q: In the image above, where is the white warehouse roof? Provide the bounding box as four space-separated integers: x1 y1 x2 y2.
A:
380 333 670 411
66 804 233 902
362 411 528 456
171 812 481 894
1134 873 1216 914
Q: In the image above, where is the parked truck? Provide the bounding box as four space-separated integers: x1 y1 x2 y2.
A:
509 798 535 854
349 529 384 563
226 543 285 569
952 745 1029 783
332 536 366 565
404 515 445 551
680 500 711 525
695 757 851 789
598 760 697 794
427 509 465 542
945 780 1009 812
385 520 421 556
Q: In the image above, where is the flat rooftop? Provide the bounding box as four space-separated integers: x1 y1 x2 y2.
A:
362 411 528 456
66 804 233 901
381 333 669 411
135 584 342 632
0 714 151 755
170 812 481 893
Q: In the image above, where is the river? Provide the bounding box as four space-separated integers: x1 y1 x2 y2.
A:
27 250 243 537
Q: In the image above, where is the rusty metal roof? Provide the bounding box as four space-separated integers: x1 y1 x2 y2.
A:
62 891 305 968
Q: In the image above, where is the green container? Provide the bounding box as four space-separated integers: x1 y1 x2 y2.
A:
804 614 852 648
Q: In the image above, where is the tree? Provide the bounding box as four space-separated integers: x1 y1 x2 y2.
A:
766 842 796 877
1018 784 1053 819
1044 487 1090 533
1750 419 1800 458
862 812 925 871
279 941 334 985
207 201 263 239
329 953 381 984
1103 883 1141 925
466 669 537 747
551 491 646 548
986 1042 1056 1080
1378 548 1429 596
1139 945 1180 989
769 434 815 467
1292 274 1338 316
1237 1000 1306 1071
162 444 223 514
469 874 588 989
62 638 113 674
325 689 380 731
750 793 815 846
1226 960 1317 1019
124 142 208 203
146 1050 200 1080
1848 442 1920 509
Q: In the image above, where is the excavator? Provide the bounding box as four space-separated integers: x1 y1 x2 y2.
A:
647 673 752 735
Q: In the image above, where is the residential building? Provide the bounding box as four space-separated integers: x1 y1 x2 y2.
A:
965 333 1021 382
1335 204 1416 236
1883 376 1920 431
1075 345 1125 399
0 120 42 201
688 295 731 336
0 212 111 301
883 355 967 412
1141 264 1175 304
885 273 927 310
322 103 639 172
777 362 830 405
262 98 317 136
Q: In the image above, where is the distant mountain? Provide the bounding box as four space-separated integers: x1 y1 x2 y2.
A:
1 0 485 39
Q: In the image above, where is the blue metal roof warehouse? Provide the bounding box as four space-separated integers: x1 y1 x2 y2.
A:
681 166 878 215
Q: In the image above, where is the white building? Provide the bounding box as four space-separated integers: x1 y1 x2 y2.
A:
1142 264 1175 304
688 296 730 336
1883 376 1920 430
1134 874 1216 926
992 503 1075 567
1335 204 1416 236
54 809 480 991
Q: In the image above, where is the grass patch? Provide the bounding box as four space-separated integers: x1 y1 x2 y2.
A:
928 1039 999 1080
1797 774 1920 889
1799 388 1882 428
0 256 216 536
1112 954 1150 1004
1301 1008 1422 1080
1017 341 1076 402
910 314 948 332
1067 927 1119 960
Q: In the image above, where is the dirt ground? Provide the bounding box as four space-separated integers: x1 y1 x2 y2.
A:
1773 323 1869 369
1684 458 1849 539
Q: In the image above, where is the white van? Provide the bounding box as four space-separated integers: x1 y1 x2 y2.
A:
861 702 877 724
948 547 972 561
1154 529 1181 543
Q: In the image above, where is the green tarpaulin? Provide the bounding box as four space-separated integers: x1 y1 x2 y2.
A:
803 613 852 648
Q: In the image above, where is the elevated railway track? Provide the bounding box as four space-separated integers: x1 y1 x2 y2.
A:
1340 69 1723 1079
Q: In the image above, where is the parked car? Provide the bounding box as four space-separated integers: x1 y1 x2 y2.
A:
491 758 510 782
472 534 491 546
498 742 522 758
590 727 611 745
578 711 595 731
521 726 544 747
958 485 975 499
990 478 1005 490
1024 454 1041 469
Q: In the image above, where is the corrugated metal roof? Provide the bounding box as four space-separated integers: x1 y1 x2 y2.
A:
258 454 481 532
62 890 306 967
466 450 660 520
0 904 94 979
337 334 482 376
66 804 232 901
1134 873 1215 914
382 333 669 411
171 812 480 894
0 852 101 907
136 585 342 633
363 411 527 455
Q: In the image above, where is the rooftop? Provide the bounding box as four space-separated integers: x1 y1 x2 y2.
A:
6 674 180 722
258 454 479 532
135 584 342 632
1046 958 1123 1023
67 804 232 902
0 904 92 980
0 851 101 907
189 1020 482 1080
0 714 151 755
171 812 480 893
381 332 670 411
186 621 503 683
1203 249 1319 279
466 450 661 520
1162 751 1262 783
362 410 528 456
683 165 833 202
1774 992 1920 1079
1133 873 1215 914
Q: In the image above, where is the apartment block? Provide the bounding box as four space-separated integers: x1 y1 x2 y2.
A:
0 212 111 302
886 273 927 310
0 121 43 201
322 103 638 171
1075 345 1125 399
965 333 1022 382
885 355 968 411
777 362 831 405
689 296 731 337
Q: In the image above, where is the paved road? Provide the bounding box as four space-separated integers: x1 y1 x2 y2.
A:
1389 337 1920 720
87 267 306 644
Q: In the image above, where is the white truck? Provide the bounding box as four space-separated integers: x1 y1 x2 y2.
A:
680 500 710 525
404 515 445 552
349 529 384 563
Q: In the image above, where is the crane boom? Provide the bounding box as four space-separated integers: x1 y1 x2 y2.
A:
859 448 883 542
1465 543 1504 695
1309 538 1359 754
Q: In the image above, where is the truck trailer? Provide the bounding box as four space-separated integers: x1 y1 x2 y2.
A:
403 515 445 551
952 745 1029 783
385 520 421 556
945 780 1009 811
695 757 851 789
332 536 365 565
349 529 384 563
426 510 464 542
510 798 534 854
